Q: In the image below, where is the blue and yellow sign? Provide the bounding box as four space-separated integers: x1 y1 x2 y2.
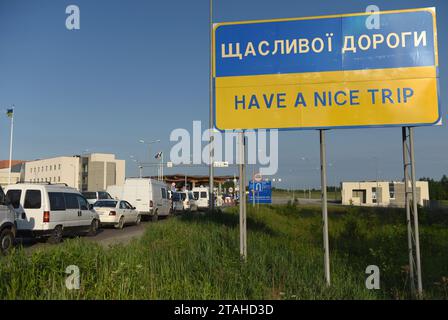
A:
213 8 440 130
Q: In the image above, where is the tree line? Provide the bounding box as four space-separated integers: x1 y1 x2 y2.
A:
420 175 448 200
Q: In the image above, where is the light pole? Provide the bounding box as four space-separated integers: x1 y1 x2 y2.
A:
139 139 160 177
130 156 143 178
329 162 336 200
300 156 311 199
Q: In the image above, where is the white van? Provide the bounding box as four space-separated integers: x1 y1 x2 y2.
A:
0 186 16 255
107 178 170 221
4 183 100 243
172 191 198 213
192 187 209 210
106 185 124 200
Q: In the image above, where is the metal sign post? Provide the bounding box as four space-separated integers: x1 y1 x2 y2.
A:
209 0 214 212
239 132 247 261
402 127 423 297
320 130 331 286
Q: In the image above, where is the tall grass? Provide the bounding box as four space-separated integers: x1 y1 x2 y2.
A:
0 204 447 299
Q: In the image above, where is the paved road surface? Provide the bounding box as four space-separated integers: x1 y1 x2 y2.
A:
17 219 165 252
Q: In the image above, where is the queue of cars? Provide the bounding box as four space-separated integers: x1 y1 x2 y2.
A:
0 178 217 255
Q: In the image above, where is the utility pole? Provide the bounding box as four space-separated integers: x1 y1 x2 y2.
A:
7 106 15 184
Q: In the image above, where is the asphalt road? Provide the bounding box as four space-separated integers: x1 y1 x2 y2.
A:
16 218 165 252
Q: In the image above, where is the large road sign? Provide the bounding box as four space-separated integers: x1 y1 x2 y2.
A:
248 180 272 204
213 8 440 131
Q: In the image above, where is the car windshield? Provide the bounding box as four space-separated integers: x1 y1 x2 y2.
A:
173 192 187 201
172 193 182 201
82 192 96 199
189 192 195 200
99 192 112 199
94 200 117 208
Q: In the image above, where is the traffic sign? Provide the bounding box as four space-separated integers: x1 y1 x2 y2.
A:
213 161 229 168
248 181 272 204
253 172 262 182
213 8 440 131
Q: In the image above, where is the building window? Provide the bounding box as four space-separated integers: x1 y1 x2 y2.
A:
59 164 61 170
372 187 377 204
46 166 48 171
54 165 56 170
389 183 395 199
58 176 61 182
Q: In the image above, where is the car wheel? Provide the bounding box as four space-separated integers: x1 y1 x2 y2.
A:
0 229 14 255
47 225 63 244
135 215 142 226
115 216 125 229
87 219 99 236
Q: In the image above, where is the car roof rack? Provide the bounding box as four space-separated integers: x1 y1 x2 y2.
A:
16 181 69 187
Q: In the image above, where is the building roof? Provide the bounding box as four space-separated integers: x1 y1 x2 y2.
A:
142 174 235 185
0 160 26 169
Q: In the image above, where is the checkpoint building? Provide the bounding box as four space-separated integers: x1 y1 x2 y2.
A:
341 181 429 207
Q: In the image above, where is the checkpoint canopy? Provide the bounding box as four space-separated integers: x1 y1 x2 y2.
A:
213 8 440 131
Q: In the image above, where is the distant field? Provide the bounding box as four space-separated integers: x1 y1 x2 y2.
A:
0 204 447 299
273 189 341 201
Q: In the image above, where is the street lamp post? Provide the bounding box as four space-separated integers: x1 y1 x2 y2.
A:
130 156 143 178
139 139 160 177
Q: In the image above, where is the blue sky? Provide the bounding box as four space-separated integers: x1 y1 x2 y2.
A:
0 0 446 189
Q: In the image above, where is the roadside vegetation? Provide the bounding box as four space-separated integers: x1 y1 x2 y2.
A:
0 204 447 299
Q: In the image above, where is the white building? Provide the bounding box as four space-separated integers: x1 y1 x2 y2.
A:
24 153 125 192
341 181 429 207
0 161 25 186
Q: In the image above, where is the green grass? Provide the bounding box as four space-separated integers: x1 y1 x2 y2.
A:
0 204 447 299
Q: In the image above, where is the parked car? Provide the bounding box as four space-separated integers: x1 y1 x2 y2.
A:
107 178 170 221
192 187 209 210
93 199 141 229
172 191 198 212
4 183 100 243
82 191 113 205
0 186 16 255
